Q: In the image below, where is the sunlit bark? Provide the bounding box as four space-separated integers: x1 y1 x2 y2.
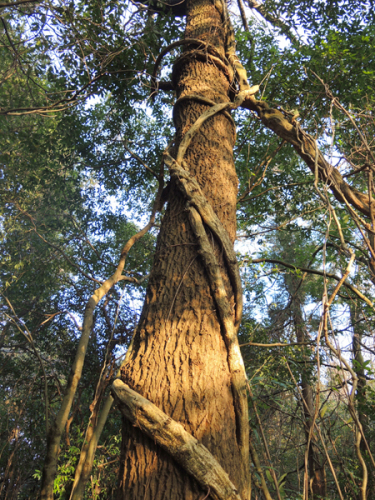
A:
117 1 250 498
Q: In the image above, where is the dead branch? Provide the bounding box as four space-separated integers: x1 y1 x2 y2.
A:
111 379 243 500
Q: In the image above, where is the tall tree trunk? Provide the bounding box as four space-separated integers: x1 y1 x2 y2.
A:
117 1 249 499
350 303 368 451
291 293 326 499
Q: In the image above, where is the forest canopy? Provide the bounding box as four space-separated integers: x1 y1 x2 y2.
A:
1 0 375 499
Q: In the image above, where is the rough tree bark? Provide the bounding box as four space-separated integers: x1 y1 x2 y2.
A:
117 0 250 499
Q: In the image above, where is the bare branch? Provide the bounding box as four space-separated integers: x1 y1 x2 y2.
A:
247 0 300 47
250 257 374 309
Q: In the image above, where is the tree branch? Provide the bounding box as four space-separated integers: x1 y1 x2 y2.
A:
246 0 300 47
111 379 243 500
250 257 374 309
40 161 164 500
241 95 375 220
0 0 40 8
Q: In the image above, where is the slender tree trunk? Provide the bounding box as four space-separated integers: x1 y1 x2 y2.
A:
0 441 19 500
350 303 368 451
117 1 249 499
350 301 373 499
291 288 326 498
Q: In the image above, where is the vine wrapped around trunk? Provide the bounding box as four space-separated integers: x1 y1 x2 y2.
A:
116 0 251 499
